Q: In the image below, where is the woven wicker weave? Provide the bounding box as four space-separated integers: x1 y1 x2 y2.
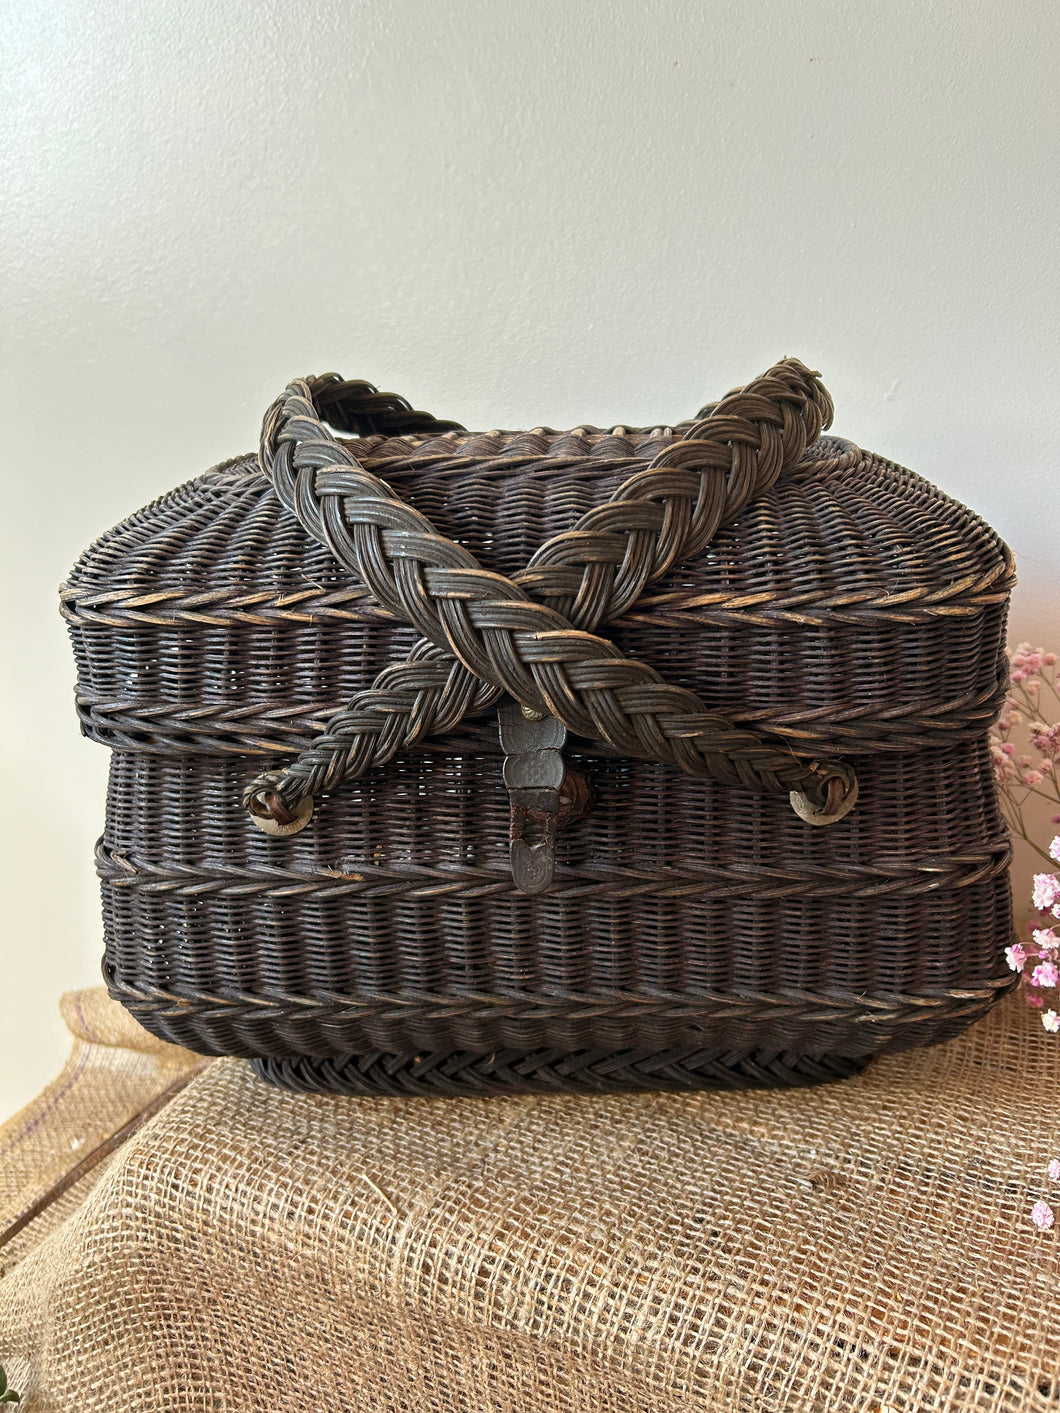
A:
62 360 1017 1095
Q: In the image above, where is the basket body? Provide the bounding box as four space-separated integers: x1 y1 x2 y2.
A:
64 424 1016 1095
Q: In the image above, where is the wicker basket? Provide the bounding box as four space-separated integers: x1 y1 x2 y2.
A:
63 359 1017 1096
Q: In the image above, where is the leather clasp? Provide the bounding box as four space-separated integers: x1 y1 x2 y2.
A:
498 701 592 893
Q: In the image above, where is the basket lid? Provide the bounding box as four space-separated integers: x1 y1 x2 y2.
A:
62 425 1014 766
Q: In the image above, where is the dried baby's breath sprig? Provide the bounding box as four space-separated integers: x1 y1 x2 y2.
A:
991 645 1060 1033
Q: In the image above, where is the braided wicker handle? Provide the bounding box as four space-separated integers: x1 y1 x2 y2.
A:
243 360 858 834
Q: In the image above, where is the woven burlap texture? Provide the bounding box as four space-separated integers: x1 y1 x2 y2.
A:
0 989 201 1276
0 988 1056 1413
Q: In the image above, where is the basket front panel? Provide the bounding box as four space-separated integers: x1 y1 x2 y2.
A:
99 737 1013 1060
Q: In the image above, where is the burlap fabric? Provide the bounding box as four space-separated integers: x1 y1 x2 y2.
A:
0 988 1056 1412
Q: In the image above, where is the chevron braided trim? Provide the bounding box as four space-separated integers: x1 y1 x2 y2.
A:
249 1046 870 1096
625 552 1017 629
106 973 1017 1032
60 551 1016 630
76 695 336 754
246 361 855 817
74 668 1008 759
96 839 1011 901
58 582 394 629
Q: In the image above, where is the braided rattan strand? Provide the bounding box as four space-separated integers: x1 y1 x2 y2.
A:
246 361 856 820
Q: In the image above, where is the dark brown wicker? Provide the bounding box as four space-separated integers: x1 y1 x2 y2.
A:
62 359 1017 1097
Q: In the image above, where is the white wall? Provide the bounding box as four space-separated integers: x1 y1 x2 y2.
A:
2 0 1058 1121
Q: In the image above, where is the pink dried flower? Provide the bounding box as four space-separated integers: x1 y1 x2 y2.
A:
1002 742 1016 758
1033 929 1059 952
1031 961 1059 989
1006 944 1027 972
1028 993 1045 1009
1012 644 1044 674
992 753 1018 788
1033 875 1060 911
1046 653 1057 666
1051 836 1060 864
1048 1159 1060 1182
1012 670 1026 683
1032 724 1060 760
1024 771 1044 787
1031 1200 1055 1230
1043 1010 1060 1032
